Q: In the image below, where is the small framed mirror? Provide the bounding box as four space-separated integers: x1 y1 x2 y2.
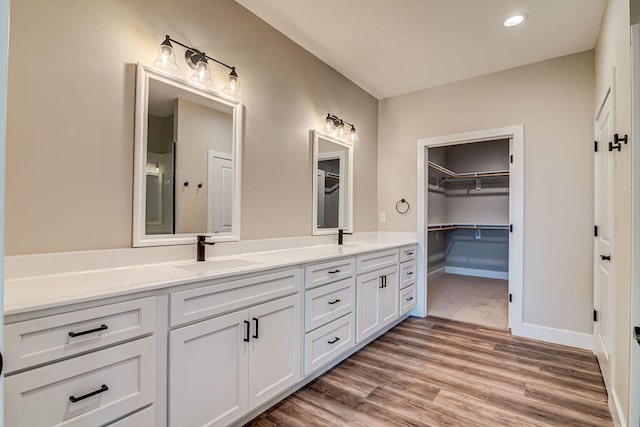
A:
133 64 243 246
312 130 353 235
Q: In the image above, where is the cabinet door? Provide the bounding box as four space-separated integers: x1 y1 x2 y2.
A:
169 310 248 427
356 270 382 343
379 266 399 326
247 294 301 410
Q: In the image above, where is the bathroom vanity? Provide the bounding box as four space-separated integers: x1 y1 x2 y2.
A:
3 235 417 426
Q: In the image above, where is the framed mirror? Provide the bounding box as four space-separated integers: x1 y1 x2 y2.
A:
133 64 243 246
311 130 353 235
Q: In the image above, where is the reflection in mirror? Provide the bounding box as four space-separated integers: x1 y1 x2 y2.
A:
133 64 242 246
312 130 353 235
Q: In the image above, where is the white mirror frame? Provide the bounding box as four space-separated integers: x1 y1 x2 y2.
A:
311 130 353 235
133 63 243 247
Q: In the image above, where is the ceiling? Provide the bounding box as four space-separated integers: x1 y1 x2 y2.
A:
235 0 607 99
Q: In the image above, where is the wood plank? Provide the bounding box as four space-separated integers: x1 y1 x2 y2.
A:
244 317 612 426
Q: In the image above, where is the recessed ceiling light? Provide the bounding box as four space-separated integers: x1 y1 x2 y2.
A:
504 14 526 27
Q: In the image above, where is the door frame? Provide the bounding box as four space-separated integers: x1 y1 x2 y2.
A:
0 0 8 414
415 126 524 333
629 23 640 427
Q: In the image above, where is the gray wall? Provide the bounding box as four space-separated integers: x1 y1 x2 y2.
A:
6 0 378 254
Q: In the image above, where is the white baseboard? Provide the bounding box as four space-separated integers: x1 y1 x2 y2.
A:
427 266 445 276
610 389 627 427
444 266 508 280
511 322 593 351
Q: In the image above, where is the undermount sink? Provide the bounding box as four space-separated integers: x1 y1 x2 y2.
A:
174 259 262 274
341 241 374 248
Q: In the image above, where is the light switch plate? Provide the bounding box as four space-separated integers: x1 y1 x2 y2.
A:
380 212 386 223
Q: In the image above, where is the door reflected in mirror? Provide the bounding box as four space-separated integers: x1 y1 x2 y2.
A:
312 130 353 235
134 64 242 246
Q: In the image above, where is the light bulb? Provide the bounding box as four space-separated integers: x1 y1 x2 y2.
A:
223 68 241 97
337 120 346 137
325 114 334 132
504 14 526 27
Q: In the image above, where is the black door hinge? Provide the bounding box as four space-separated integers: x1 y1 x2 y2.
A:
594 140 598 152
510 154 513 164
593 309 598 322
509 293 513 303
594 225 599 237
609 134 628 152
509 224 513 233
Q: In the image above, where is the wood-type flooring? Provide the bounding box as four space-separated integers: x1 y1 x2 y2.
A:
245 316 612 426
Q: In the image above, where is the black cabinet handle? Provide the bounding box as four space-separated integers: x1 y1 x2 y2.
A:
328 299 341 305
328 269 341 274
244 320 250 342
406 296 414 301
68 324 108 338
406 271 414 276
406 252 414 256
383 275 387 288
252 317 259 339
69 384 108 403
634 326 640 346
600 254 611 261
379 276 384 288
327 337 340 344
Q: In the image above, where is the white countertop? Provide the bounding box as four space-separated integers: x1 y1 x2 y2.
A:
4 233 417 316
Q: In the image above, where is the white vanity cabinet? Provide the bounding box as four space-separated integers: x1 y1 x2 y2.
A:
303 257 356 375
399 244 417 315
356 250 400 343
168 269 302 427
4 297 158 427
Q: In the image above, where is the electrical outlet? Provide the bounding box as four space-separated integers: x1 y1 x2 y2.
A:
380 212 386 223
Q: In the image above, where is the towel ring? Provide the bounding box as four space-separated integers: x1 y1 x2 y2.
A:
395 198 410 214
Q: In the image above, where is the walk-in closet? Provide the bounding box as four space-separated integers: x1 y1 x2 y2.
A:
427 139 510 329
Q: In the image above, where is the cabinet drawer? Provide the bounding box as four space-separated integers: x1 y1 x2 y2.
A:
400 284 417 315
304 313 355 375
5 297 156 373
400 260 416 289
356 249 399 275
305 278 355 332
170 268 302 327
5 336 156 427
305 257 355 289
400 245 417 263
107 405 155 426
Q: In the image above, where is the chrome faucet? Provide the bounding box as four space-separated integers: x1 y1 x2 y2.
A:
196 235 216 261
338 229 353 245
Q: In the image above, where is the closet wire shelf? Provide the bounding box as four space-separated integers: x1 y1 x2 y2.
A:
427 224 509 232
428 161 509 188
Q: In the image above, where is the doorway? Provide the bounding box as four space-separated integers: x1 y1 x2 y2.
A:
416 126 524 333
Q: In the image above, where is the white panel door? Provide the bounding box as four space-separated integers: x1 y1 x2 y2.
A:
209 152 233 233
378 266 399 327
594 88 615 393
247 294 301 410
356 270 382 342
168 309 249 427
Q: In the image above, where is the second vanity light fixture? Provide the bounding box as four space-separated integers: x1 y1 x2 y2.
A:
325 113 359 142
153 35 240 96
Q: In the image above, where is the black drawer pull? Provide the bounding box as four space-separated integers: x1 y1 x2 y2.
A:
328 269 341 274
328 299 341 305
406 252 414 256
69 384 108 403
244 320 250 342
600 254 611 261
406 296 414 301
327 337 340 344
406 271 414 276
68 324 108 338
379 276 384 288
252 317 259 339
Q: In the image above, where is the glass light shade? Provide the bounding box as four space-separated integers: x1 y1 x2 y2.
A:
325 115 334 133
222 72 241 97
191 60 212 84
337 120 346 138
350 126 359 142
154 44 178 70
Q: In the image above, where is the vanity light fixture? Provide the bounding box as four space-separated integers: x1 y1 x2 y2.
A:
503 14 526 27
153 35 240 95
325 113 359 142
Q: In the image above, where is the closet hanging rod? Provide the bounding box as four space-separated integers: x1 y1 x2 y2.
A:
427 161 509 179
427 223 510 232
